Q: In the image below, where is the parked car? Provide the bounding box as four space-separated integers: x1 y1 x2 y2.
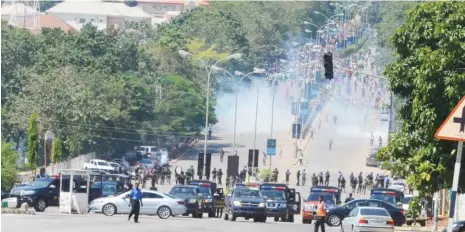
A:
402 195 428 227
139 159 154 169
442 220 465 232
88 190 186 219
326 199 406 227
340 206 394 232
366 148 380 167
84 159 114 172
169 185 205 218
390 179 406 192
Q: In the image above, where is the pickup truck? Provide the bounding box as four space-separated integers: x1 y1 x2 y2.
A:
224 184 267 222
83 159 114 172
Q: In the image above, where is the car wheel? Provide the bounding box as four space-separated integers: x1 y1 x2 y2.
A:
274 217 279 222
419 220 426 227
302 219 312 224
328 214 342 227
102 203 116 216
259 216 267 223
224 212 229 220
157 206 171 219
253 217 259 222
406 221 412 226
228 209 236 221
34 198 47 212
288 214 294 223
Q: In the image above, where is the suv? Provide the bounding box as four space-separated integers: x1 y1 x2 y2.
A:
224 185 267 222
169 185 205 218
9 176 78 212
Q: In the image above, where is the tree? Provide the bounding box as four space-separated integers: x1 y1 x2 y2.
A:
27 112 39 170
377 2 465 195
1 141 19 191
51 137 63 163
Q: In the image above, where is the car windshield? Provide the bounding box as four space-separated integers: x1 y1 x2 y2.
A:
403 197 412 204
140 159 152 164
371 194 396 205
199 186 212 196
307 193 335 204
360 208 390 216
233 188 261 198
170 187 197 197
29 180 53 187
109 163 118 167
261 190 286 201
97 162 109 166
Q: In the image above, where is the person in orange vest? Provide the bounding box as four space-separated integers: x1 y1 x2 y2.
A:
314 195 327 232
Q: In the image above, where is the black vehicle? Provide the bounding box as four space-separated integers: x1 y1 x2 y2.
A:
326 199 406 227
224 185 267 222
88 173 129 202
370 188 405 207
442 220 465 232
169 185 205 218
258 183 301 222
9 175 79 212
187 180 219 218
89 181 123 202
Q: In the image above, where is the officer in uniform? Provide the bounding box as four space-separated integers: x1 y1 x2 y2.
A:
128 182 143 223
314 195 327 232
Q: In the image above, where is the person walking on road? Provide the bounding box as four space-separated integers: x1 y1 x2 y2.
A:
128 182 143 223
314 195 327 232
220 148 224 162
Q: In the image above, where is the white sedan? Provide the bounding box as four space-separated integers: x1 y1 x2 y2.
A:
88 190 186 219
340 206 394 232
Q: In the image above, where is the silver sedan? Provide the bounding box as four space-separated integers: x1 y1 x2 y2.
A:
88 190 187 219
340 206 394 232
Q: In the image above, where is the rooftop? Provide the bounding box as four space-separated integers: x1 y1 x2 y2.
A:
135 0 208 6
46 0 153 18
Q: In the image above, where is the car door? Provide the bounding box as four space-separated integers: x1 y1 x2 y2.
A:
115 192 132 214
341 200 358 218
141 192 164 215
343 208 359 231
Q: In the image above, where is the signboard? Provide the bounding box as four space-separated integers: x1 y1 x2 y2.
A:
435 95 465 142
267 139 276 156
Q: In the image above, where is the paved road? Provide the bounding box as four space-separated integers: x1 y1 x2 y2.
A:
1 214 342 232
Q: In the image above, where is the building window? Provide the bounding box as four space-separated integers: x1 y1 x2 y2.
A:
164 6 175 11
99 19 103 23
90 18 95 22
153 5 162 10
79 18 86 23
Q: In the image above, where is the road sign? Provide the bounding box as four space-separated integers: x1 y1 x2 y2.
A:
435 95 465 142
267 139 276 156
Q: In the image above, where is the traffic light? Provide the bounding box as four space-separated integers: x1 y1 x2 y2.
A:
323 52 334 80
205 153 212 180
197 153 204 178
292 123 302 139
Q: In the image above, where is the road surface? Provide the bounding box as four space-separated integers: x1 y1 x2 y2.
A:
1 214 342 232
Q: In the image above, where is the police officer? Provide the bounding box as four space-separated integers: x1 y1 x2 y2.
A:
314 195 327 232
285 170 290 185
345 193 354 203
128 182 143 223
212 168 217 183
296 170 301 186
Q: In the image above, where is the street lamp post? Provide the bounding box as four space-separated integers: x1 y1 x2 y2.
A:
179 51 241 160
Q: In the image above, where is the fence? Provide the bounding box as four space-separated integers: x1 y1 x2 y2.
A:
17 153 96 183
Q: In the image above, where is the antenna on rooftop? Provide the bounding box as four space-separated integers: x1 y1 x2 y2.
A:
8 0 40 30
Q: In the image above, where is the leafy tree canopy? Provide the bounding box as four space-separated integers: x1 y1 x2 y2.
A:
377 2 465 195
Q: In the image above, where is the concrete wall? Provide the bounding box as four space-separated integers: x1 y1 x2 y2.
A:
17 153 96 183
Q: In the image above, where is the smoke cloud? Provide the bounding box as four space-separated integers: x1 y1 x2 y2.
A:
215 78 294 135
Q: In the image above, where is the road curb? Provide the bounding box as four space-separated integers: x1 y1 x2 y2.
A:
1 208 35 215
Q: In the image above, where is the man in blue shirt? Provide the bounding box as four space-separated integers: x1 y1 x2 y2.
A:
128 182 143 223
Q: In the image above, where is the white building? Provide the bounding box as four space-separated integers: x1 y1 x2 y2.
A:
136 0 208 18
45 0 153 31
